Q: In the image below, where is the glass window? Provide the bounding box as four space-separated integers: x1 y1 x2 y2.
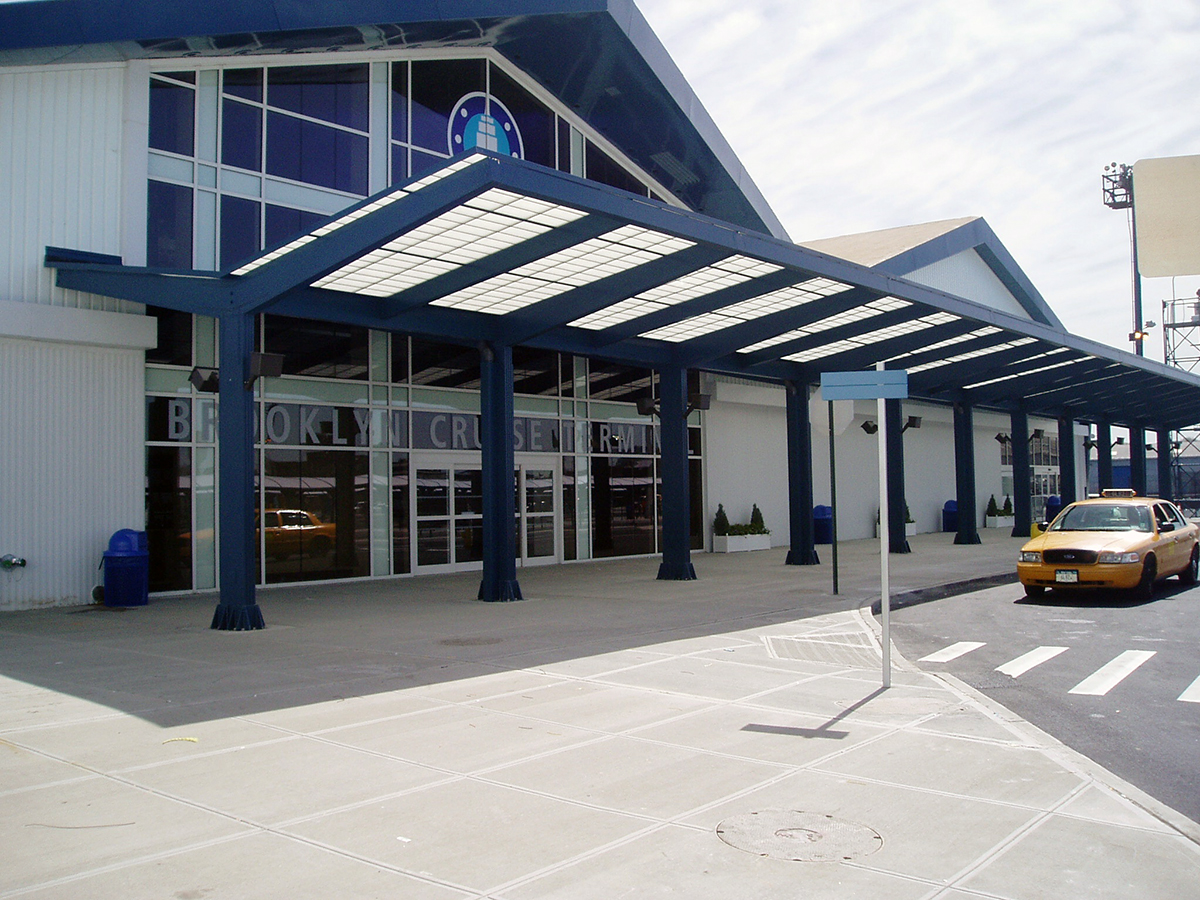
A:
586 140 646 196
145 305 193 366
556 118 572 173
221 98 262 171
591 456 655 557
391 62 409 142
267 65 369 132
262 448 370 583
410 149 445 177
512 347 560 396
146 445 192 592
392 453 410 574
149 77 195 156
489 66 554 168
147 180 193 269
410 338 480 389
410 59 485 154
587 360 653 403
220 195 261 270
264 315 369 380
391 334 409 383
264 205 325 249
391 144 409 184
266 111 369 195
224 67 263 102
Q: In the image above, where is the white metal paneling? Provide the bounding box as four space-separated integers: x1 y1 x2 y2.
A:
0 337 145 610
0 64 132 312
905 249 1031 320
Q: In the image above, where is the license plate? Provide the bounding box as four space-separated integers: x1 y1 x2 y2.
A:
1055 570 1079 584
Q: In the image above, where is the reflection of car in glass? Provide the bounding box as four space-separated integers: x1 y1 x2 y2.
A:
261 509 335 560
1017 491 1199 601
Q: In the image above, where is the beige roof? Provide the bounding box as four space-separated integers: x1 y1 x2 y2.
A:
799 217 979 268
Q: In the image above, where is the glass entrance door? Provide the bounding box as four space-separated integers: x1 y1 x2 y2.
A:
413 461 483 572
410 456 559 572
517 462 558 567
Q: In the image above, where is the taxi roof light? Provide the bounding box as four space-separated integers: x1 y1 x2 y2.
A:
1100 488 1137 497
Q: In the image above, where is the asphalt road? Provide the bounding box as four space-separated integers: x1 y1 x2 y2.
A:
886 578 1200 825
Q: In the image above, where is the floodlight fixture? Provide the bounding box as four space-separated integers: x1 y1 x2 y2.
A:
861 420 878 435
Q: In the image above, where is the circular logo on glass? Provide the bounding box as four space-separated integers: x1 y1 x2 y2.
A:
448 92 523 159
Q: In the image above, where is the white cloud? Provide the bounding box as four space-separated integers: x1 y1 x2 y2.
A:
636 0 1200 360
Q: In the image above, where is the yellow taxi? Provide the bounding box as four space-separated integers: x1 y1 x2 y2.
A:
1017 490 1199 600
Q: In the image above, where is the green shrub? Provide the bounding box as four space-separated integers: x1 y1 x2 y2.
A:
713 503 730 536
749 504 769 534
1002 495 1013 515
985 494 999 517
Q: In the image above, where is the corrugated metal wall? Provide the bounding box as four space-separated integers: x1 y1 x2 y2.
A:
0 64 134 312
0 337 145 610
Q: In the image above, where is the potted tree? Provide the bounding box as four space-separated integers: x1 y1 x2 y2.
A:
712 503 772 552
985 494 1015 529
876 504 918 537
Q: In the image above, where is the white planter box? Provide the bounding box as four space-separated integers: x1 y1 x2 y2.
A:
875 523 918 538
713 533 772 553
985 516 1015 529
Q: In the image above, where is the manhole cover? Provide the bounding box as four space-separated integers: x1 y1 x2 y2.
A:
716 810 883 862
438 636 503 646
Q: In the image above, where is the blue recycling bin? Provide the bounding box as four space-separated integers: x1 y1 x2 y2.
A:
942 500 958 532
1044 495 1063 525
813 505 833 544
102 529 149 607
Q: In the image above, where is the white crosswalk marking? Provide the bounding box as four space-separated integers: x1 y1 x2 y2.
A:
1069 650 1156 696
1179 675 1200 703
996 646 1068 678
920 641 985 663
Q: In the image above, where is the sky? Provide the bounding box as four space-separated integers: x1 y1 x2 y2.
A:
635 0 1200 365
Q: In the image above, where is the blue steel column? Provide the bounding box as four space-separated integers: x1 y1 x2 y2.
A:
478 343 523 601
1058 414 1077 506
1096 422 1114 492
953 399 981 545
785 381 819 565
211 312 264 630
885 398 910 553
657 365 696 580
1130 427 1148 497
1010 408 1032 537
1157 427 1173 500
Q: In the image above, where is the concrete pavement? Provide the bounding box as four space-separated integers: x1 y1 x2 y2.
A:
2 529 1198 898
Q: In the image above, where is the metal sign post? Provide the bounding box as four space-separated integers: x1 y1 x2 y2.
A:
820 367 909 689
828 399 838 595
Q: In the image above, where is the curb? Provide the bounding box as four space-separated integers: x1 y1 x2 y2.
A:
856 592 1200 847
869 572 1017 615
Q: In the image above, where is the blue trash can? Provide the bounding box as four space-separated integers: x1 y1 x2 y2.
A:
102 529 149 607
942 500 958 532
1044 495 1062 525
813 505 833 544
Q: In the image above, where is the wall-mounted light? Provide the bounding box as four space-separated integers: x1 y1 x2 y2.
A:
995 433 1011 445
861 420 878 434
1113 436 1125 447
245 352 284 390
901 415 922 432
636 393 711 418
1030 428 1046 441
189 367 219 393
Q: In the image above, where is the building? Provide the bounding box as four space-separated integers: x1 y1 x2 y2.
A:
3 1 1200 622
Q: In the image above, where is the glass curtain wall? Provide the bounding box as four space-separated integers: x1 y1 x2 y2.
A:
143 54 701 591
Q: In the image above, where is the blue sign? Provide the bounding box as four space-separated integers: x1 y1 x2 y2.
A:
449 92 523 159
820 370 908 401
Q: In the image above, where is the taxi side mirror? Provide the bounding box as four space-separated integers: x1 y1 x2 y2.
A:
1160 521 1175 533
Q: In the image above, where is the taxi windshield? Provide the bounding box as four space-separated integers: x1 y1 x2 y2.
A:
1050 504 1152 533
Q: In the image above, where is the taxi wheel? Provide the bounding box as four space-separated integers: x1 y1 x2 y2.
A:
1023 584 1046 598
1180 546 1199 586
1132 555 1157 602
